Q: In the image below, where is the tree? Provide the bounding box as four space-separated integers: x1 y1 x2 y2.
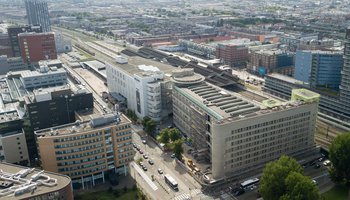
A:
329 133 350 186
157 128 170 144
142 116 151 127
171 139 184 159
280 172 321 200
259 156 303 200
145 119 156 135
169 128 181 142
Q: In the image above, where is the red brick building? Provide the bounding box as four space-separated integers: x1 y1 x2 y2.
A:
216 44 249 67
18 32 57 63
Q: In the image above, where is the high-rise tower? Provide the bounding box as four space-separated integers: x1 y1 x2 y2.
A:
25 0 51 32
340 28 350 112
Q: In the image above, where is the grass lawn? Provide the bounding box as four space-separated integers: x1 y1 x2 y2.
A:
322 184 349 200
75 189 138 200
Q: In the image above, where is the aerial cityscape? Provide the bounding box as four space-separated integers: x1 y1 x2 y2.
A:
0 0 350 200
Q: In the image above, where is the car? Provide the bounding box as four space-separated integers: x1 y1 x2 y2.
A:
171 154 176 158
148 160 154 165
318 157 325 162
142 139 147 144
309 161 316 166
314 164 321 169
232 188 245 197
143 154 148 159
133 143 137 148
323 160 331 166
139 162 144 167
142 166 147 171
157 168 163 174
312 180 318 185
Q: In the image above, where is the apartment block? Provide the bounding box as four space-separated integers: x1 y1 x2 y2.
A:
18 32 57 63
173 73 319 180
249 49 294 76
216 44 249 67
35 111 134 189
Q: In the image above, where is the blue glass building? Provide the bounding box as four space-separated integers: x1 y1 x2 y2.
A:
294 50 343 90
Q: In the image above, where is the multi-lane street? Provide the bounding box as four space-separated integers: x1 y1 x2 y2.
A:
131 128 203 200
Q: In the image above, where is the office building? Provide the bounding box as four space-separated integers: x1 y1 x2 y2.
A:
18 32 57 63
0 33 12 57
216 44 249 67
6 65 67 89
173 73 319 180
0 110 29 165
25 0 51 32
249 49 294 76
7 25 42 57
0 55 27 75
263 73 350 131
294 50 343 90
24 85 93 130
0 162 73 200
55 32 72 53
106 56 173 121
339 28 350 116
35 111 133 189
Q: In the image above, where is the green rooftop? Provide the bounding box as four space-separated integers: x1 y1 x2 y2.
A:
291 89 320 103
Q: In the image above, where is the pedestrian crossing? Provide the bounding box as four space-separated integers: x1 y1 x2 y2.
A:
191 188 202 196
174 193 191 200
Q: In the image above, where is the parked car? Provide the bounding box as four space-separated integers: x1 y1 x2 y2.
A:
142 166 147 171
139 150 144 154
171 154 176 158
133 143 137 148
143 154 148 159
318 157 325 162
157 168 163 174
148 160 154 165
323 160 331 166
309 161 316 166
232 188 245 197
142 139 147 144
314 164 321 169
312 180 318 185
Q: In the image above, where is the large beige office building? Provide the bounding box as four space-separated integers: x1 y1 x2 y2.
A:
35 110 134 189
172 70 320 180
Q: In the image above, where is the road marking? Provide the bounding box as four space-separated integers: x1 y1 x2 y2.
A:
174 193 191 200
131 162 158 191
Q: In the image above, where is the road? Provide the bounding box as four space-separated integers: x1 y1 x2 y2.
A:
132 129 205 200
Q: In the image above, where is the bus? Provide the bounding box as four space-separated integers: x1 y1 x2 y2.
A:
240 178 259 189
164 174 178 191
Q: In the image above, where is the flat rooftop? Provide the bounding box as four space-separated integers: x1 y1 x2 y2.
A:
267 73 307 86
175 82 261 120
110 56 175 75
35 111 131 137
176 82 316 123
0 162 71 200
0 110 20 124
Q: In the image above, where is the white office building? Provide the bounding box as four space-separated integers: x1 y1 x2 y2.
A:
173 71 320 180
106 56 173 121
